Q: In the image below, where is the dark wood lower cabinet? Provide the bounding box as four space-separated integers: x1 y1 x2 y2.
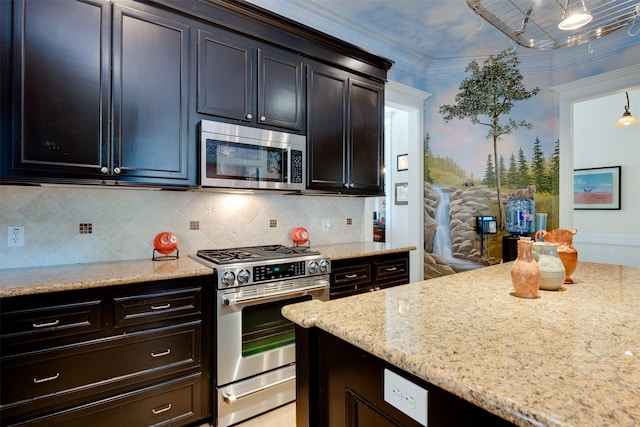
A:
0 276 212 427
330 252 410 299
296 327 516 427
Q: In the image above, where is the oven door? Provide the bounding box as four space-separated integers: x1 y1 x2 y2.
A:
216 277 329 387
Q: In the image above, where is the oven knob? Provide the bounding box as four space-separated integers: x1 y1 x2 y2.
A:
237 269 250 284
319 259 329 273
221 271 235 286
308 261 319 274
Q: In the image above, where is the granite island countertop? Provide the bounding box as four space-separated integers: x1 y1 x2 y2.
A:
282 261 640 427
0 257 212 298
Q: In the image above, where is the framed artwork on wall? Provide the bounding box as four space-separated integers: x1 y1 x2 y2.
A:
395 182 408 205
397 154 408 171
573 166 621 210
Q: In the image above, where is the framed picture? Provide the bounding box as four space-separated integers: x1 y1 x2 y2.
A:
397 154 408 171
573 166 621 210
395 182 408 205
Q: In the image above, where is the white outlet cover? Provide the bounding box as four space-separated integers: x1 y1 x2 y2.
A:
384 368 428 426
8 226 25 247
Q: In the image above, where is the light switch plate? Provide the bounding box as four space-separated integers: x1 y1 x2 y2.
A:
384 368 428 426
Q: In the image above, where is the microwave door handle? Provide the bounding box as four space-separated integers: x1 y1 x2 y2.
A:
222 281 328 306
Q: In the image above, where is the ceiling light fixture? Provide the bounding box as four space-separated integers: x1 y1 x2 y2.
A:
558 0 593 30
615 92 640 127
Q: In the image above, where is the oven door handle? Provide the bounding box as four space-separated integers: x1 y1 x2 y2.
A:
222 281 328 306
221 374 296 403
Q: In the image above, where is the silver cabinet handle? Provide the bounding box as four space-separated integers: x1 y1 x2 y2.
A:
246 113 253 119
260 115 266 121
113 167 121 174
151 303 171 310
151 349 171 358
151 403 172 415
345 274 358 279
100 166 109 174
386 267 398 272
34 373 60 384
349 183 355 188
33 319 60 328
343 183 350 188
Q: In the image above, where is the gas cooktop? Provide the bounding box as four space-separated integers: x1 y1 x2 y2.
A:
196 244 320 265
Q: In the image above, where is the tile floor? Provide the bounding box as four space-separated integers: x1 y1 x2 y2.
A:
200 403 296 427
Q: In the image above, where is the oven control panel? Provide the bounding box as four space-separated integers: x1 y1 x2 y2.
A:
253 261 306 283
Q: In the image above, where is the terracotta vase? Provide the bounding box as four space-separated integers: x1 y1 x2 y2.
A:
535 228 578 284
510 238 541 299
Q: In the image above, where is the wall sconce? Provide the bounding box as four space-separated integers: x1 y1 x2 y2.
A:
615 92 640 127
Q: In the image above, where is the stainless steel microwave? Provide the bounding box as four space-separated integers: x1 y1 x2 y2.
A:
200 120 306 191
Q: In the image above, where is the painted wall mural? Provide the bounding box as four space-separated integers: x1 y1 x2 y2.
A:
422 55 560 278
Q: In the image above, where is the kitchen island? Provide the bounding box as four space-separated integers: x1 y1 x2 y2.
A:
282 261 640 427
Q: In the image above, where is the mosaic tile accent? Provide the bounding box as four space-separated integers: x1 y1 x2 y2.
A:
0 186 366 269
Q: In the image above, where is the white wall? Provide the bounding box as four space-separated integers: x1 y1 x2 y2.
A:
553 65 640 267
572 90 640 266
385 81 431 282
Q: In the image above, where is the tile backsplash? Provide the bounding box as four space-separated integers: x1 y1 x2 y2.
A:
0 185 365 269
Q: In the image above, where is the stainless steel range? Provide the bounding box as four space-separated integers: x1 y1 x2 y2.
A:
193 245 330 427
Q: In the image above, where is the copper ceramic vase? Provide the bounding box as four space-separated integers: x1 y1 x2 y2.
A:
510 237 541 298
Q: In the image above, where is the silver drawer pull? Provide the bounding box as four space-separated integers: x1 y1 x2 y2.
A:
151 349 171 358
33 319 60 328
151 403 172 415
150 303 171 311
345 274 358 279
386 267 398 272
33 373 60 384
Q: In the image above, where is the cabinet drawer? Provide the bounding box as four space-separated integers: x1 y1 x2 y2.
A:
374 257 409 283
332 264 371 287
114 287 201 330
0 300 102 344
9 374 203 427
1 322 200 406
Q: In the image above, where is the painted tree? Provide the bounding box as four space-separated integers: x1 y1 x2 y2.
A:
531 137 550 192
482 154 496 187
439 50 540 229
547 139 560 195
516 148 530 188
423 133 434 182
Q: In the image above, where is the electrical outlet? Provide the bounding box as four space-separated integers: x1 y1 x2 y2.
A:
322 219 331 231
384 369 428 426
8 226 25 247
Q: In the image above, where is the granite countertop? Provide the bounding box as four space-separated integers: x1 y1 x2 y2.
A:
282 261 640 427
0 242 414 298
311 241 416 260
0 257 212 298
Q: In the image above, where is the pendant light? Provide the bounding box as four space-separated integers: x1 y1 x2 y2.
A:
615 92 640 127
558 0 593 30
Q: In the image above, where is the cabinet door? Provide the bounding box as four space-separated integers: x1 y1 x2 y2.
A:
198 27 254 122
258 47 304 131
349 78 384 194
307 63 348 191
112 4 191 182
10 0 110 175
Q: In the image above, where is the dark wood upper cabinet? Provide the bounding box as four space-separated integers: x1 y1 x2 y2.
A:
112 3 191 182
4 0 194 187
198 26 304 131
1 0 390 192
307 61 384 195
11 0 110 175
